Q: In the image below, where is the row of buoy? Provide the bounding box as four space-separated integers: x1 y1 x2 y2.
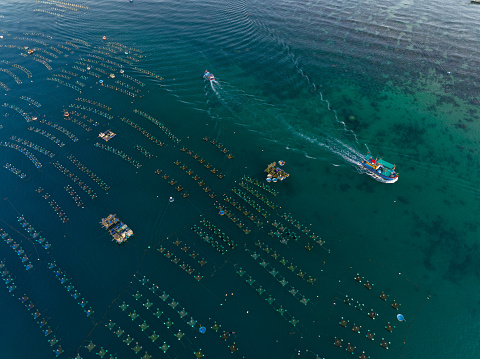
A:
32 52 52 64
192 225 228 255
22 32 53 40
47 76 80 90
179 148 226 179
84 66 102 79
64 112 92 132
0 80 10 91
108 41 142 55
56 43 74 53
338 317 400 349
281 213 324 246
115 79 140 93
238 181 277 209
121 117 164 147
98 60 118 72
0 68 22 84
123 275 237 358
71 37 89 47
74 79 86 88
242 176 278 196
14 36 48 46
65 185 84 207
222 196 263 227
122 72 145 87
60 68 79 77
12 62 34 77
48 45 64 55
39 119 79 142
33 54 52 71
68 154 110 192
344 294 365 311
132 66 164 82
65 40 79 50
157 170 190 198
2 102 32 121
247 250 310 305
34 187 69 223
52 73 71 81
83 341 109 358
354 274 403 313
71 65 87 74
75 97 111 111
254 240 317 284
20 95 41 107
104 318 160 356
1 141 42 168
117 286 198 352
4 162 27 179
134 144 155 159
199 218 236 248
202 137 234 159
134 109 181 143
13 286 65 356
172 239 208 266
209 322 239 353
11 135 55 158
27 126 65 147
0 261 17 292
69 103 113 120
172 161 217 197
235 266 299 326
268 227 299 246
53 161 97 199
94 142 142 168
100 82 137 97
231 187 269 218
157 246 203 281
47 262 93 317
136 275 206 331
1 229 34 270
17 213 51 249
215 205 251 235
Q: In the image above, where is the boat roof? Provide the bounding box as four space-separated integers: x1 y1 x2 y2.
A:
377 159 395 169
365 154 395 169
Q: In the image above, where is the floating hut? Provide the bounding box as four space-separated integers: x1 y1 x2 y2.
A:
98 130 116 142
100 214 133 244
265 162 290 182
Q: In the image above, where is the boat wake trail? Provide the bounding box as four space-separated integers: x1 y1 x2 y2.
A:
207 77 367 171
292 130 364 166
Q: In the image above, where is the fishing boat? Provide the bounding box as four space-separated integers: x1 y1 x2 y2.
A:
362 153 398 183
203 70 216 82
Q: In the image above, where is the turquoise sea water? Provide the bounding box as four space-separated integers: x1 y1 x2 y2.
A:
1 0 479 358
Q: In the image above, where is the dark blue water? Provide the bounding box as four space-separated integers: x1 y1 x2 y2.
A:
1 0 479 358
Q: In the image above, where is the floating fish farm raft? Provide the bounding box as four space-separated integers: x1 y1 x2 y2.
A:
101 214 133 244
